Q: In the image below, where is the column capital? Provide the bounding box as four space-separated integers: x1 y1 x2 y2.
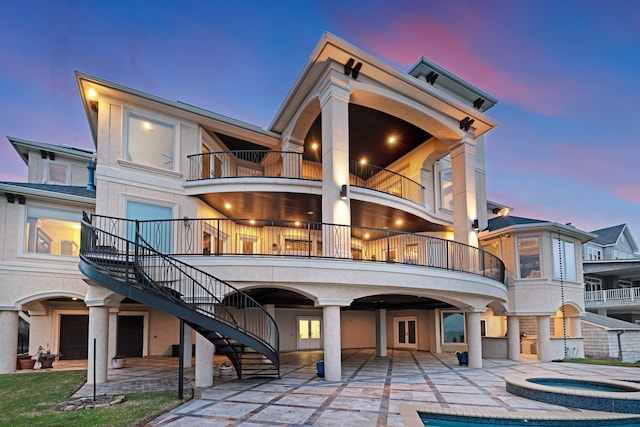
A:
315 298 352 307
318 71 350 108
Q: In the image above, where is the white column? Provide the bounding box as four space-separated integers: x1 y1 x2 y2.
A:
0 310 19 373
568 316 582 338
375 308 387 357
87 305 109 384
466 311 482 368
108 308 119 361
450 138 478 246
323 305 342 381
537 315 551 362
507 315 521 361
195 333 214 387
182 323 193 368
320 73 351 258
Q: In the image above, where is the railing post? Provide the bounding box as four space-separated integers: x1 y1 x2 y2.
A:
386 230 391 263
307 222 311 258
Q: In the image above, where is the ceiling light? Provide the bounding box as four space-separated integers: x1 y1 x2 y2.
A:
250 219 256 225
87 88 97 100
364 233 370 239
388 136 396 144
311 142 318 150
224 203 231 209
360 158 367 165
396 219 403 225
307 211 314 215
143 121 152 130
294 221 300 226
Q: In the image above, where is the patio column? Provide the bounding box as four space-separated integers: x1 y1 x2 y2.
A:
466 311 482 368
0 310 19 373
87 305 109 384
195 333 214 387
183 323 193 368
375 308 387 357
450 138 478 247
507 315 521 361
568 315 582 338
108 307 119 362
537 315 551 362
321 303 344 381
319 71 351 258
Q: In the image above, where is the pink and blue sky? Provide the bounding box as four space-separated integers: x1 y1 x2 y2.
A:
1 0 639 240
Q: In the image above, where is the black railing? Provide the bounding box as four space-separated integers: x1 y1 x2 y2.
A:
89 215 505 284
350 161 425 205
79 215 279 359
188 150 320 181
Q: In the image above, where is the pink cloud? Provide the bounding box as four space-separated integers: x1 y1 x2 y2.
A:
613 184 640 204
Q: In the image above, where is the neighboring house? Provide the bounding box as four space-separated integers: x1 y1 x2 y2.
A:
583 224 640 324
581 312 640 363
0 33 593 384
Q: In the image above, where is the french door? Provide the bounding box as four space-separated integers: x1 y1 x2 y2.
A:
297 316 322 350
394 316 417 349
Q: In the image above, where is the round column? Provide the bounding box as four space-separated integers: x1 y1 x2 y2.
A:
466 311 482 368
87 305 109 384
537 315 551 362
507 315 520 361
0 310 19 373
323 305 342 381
195 333 214 387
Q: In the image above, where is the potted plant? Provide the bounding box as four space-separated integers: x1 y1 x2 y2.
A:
112 354 125 369
219 362 233 378
36 345 61 369
17 354 36 370
455 351 468 366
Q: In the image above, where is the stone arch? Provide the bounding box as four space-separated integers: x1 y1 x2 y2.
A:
285 96 322 145
16 291 86 310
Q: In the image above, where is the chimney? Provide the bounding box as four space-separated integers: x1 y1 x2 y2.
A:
86 161 96 190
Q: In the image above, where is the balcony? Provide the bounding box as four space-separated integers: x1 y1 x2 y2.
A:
585 287 640 308
188 150 424 205
90 215 505 285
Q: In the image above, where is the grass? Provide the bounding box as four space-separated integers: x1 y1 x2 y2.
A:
564 358 640 367
0 370 192 427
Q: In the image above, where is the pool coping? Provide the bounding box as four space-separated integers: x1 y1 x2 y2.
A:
399 404 640 427
506 374 640 398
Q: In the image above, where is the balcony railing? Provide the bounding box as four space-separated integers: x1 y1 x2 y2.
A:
585 287 640 305
90 215 506 285
188 150 320 181
188 150 425 205
350 160 424 205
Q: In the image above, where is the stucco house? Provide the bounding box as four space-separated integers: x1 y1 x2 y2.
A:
0 33 594 384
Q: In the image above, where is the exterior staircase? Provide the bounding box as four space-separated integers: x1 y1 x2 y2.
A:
78 213 279 379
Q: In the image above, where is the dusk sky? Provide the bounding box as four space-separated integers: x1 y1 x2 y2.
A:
1 1 639 242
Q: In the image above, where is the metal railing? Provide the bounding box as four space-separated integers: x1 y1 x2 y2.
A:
584 287 640 304
188 150 426 205
350 161 425 205
79 214 279 359
88 215 506 284
188 150 320 181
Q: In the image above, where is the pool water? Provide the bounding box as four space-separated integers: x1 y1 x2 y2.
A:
527 378 636 393
420 413 640 426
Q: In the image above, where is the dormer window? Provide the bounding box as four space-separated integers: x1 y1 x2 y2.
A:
124 109 177 171
45 162 69 184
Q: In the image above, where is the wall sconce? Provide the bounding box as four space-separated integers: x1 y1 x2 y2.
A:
340 184 348 200
472 219 479 231
183 216 192 226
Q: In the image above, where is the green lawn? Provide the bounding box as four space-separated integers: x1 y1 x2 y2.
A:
0 370 192 427
564 358 640 367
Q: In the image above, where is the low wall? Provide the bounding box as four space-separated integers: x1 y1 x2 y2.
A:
481 337 508 359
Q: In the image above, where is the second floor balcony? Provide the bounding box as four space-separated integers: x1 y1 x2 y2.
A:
188 150 425 205
585 287 640 308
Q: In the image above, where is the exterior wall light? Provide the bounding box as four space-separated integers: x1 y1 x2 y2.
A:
340 184 348 200
472 219 480 231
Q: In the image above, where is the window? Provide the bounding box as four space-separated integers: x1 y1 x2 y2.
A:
351 247 363 259
585 246 602 260
126 200 173 252
25 206 81 256
518 236 540 279
238 235 258 254
441 169 453 211
45 162 68 184
442 312 465 343
125 111 176 171
404 243 418 264
584 276 602 292
618 280 632 288
383 248 397 262
553 238 577 281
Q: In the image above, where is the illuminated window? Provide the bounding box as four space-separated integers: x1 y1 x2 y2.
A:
25 206 81 256
45 162 68 184
125 110 176 170
404 243 418 264
518 236 540 279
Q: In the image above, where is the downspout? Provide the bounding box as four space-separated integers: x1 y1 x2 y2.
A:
86 160 96 190
616 330 625 361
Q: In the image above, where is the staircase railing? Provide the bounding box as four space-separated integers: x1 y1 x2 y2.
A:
79 213 279 368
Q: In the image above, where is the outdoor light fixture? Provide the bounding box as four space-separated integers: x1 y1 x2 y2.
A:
472 219 480 231
473 98 485 109
340 184 348 200
17 195 25 205
183 216 192 226
460 116 475 131
344 58 362 79
351 61 362 79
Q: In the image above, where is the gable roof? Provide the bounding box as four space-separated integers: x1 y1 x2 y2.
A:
8 136 94 165
590 224 627 245
582 312 640 330
485 215 595 242
487 215 547 231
